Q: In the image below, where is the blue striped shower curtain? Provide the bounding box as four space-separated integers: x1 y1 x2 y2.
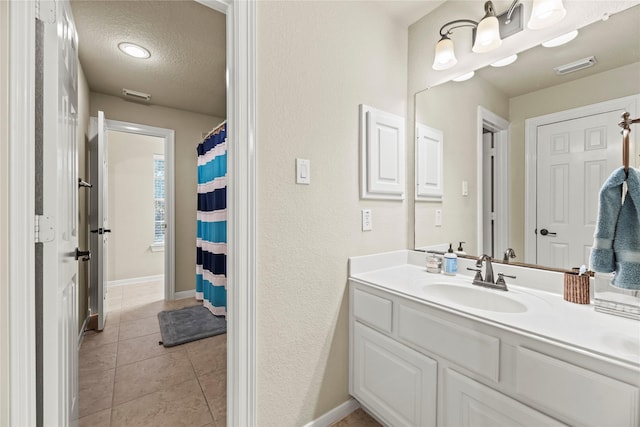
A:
196 121 227 317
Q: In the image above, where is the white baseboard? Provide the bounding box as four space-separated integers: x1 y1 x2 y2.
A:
77 313 90 348
107 274 164 287
173 289 196 300
303 398 361 427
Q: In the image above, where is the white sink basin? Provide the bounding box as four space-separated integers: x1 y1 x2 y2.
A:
422 284 528 313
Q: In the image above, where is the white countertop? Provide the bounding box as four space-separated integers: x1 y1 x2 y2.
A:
349 250 640 369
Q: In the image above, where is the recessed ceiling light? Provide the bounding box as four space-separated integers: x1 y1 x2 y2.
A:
118 42 151 59
453 71 475 82
490 54 518 67
542 30 578 48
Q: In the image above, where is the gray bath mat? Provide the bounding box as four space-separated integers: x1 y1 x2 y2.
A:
157 305 226 347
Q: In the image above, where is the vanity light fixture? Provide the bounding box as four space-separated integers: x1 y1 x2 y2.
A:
432 0 566 71
542 30 578 47
118 42 151 59
490 54 518 67
528 0 567 30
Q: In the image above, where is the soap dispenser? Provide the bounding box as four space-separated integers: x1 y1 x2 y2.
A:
456 241 466 255
443 243 458 275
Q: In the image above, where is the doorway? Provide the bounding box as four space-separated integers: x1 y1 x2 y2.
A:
6 1 257 424
88 116 176 331
477 107 510 258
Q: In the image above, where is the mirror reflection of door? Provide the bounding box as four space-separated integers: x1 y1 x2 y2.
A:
535 109 622 268
482 128 496 258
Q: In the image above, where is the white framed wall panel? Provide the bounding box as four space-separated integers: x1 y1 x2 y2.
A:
415 123 443 201
360 104 405 200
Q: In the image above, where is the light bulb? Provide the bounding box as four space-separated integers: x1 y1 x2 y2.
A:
528 0 567 30
432 37 457 71
473 15 502 53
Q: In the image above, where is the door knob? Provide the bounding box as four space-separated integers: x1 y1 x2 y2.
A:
539 228 557 236
75 248 91 261
90 228 112 234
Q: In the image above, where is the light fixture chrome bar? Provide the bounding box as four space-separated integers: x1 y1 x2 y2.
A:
498 2 524 38
438 19 478 38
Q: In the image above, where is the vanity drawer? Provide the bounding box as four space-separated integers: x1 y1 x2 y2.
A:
397 304 500 382
515 347 639 427
352 287 393 334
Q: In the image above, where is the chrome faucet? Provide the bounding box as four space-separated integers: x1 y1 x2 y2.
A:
503 248 516 262
476 254 495 284
467 254 514 291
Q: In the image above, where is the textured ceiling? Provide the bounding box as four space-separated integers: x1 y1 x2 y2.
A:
71 0 226 117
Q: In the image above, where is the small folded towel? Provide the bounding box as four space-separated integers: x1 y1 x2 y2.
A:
590 167 640 290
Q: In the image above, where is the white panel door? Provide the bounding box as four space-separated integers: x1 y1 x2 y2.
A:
416 123 444 201
89 112 110 331
41 0 79 424
352 322 437 427
536 110 622 268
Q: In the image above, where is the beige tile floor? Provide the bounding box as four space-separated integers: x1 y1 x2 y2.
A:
77 280 381 427
77 280 226 427
331 408 382 427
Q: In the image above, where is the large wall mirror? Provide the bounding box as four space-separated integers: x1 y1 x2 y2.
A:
413 2 640 271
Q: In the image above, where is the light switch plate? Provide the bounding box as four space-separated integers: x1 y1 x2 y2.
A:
435 209 442 227
362 209 372 231
296 158 310 184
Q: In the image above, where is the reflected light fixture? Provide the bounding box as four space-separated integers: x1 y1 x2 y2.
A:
432 0 566 71
490 54 518 67
453 71 475 82
118 42 151 59
542 30 578 47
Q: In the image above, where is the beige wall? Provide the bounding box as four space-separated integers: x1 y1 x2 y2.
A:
414 76 509 252
256 1 409 424
107 131 164 282
90 93 221 292
508 62 640 256
77 64 90 331
0 1 10 424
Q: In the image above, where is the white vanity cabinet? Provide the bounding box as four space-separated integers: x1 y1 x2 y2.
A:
350 287 437 426
349 279 640 427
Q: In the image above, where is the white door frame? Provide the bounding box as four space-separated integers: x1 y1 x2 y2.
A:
477 106 510 257
90 118 176 301
8 1 37 425
7 0 257 425
524 94 640 264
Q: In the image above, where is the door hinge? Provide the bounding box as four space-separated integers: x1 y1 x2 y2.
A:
35 215 55 243
36 0 57 24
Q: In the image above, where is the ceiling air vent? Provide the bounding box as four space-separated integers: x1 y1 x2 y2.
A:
553 56 597 75
122 88 151 101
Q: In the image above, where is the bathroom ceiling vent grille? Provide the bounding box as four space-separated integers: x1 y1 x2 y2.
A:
554 56 597 75
122 88 151 101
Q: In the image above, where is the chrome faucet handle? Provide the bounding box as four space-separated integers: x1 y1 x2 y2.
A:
495 272 516 290
466 267 483 282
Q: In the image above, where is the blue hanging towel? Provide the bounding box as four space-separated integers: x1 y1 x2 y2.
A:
590 167 640 290
196 122 227 316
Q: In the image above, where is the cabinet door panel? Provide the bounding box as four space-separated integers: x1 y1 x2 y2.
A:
444 369 566 427
398 304 500 382
515 347 639 427
353 322 437 427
